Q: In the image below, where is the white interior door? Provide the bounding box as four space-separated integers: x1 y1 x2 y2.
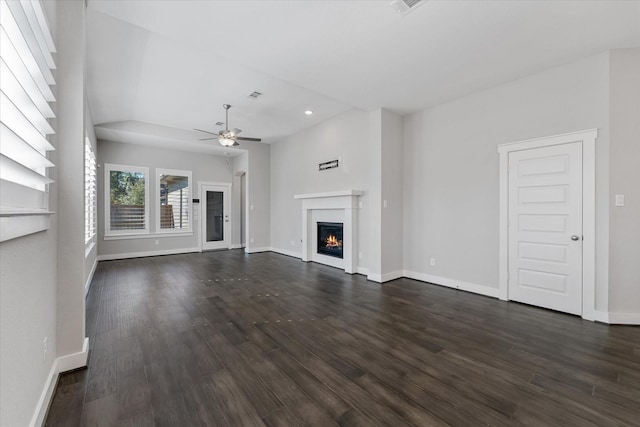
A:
201 184 230 251
508 142 583 315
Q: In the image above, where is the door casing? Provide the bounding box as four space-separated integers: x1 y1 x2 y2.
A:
498 129 597 320
199 182 231 251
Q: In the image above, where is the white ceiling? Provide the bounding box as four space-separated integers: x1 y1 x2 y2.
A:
86 0 640 149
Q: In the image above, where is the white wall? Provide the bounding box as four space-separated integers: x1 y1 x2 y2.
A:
232 151 249 249
608 48 640 316
368 111 382 277
270 109 373 270
0 228 58 427
97 140 233 257
367 108 404 281
56 0 87 360
0 1 90 425
243 142 271 252
381 110 404 277
403 52 611 305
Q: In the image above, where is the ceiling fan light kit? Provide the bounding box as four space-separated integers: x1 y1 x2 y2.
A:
195 104 262 147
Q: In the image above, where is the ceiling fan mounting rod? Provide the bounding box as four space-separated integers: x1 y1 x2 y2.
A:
223 104 231 132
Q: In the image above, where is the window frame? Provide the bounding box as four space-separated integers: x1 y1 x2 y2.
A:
156 168 193 235
104 163 150 237
84 137 97 245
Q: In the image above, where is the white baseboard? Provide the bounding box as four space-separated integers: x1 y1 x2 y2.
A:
29 359 59 427
367 270 403 283
382 270 403 282
97 247 199 261
607 311 640 325
84 257 98 297
269 247 302 259
230 244 243 249
592 310 610 323
356 266 368 276
57 337 90 373
244 246 271 254
367 273 382 282
30 337 89 427
402 270 500 299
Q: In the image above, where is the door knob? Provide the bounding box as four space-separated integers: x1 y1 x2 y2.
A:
570 235 580 241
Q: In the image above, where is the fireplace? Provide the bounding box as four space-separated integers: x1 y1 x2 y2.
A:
295 190 362 274
317 222 343 259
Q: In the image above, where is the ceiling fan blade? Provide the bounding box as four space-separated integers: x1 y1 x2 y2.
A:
194 128 220 136
236 136 262 142
199 137 217 141
232 141 240 147
231 128 242 136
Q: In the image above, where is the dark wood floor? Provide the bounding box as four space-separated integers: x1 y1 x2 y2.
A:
45 250 640 426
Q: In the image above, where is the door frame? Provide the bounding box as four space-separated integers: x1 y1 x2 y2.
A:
198 181 232 252
498 129 597 320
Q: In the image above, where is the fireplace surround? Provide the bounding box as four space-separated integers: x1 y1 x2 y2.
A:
294 190 363 273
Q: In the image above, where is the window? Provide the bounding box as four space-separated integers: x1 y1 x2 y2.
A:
157 169 192 233
84 137 96 243
105 164 149 236
0 0 56 242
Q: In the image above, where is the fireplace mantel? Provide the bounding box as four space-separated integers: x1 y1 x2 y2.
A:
294 190 364 200
295 190 363 274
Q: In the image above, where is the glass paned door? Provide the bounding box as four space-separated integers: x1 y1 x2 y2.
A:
201 185 230 250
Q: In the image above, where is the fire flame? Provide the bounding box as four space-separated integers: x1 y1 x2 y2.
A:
325 234 342 248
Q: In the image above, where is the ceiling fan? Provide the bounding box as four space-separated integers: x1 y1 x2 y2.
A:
195 104 262 147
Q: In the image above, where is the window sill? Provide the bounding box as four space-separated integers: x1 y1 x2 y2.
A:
85 241 96 257
0 209 55 243
103 232 194 241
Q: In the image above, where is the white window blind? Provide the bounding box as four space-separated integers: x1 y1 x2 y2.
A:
0 0 56 242
85 138 96 243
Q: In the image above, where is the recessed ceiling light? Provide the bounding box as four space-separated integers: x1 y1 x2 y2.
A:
304 110 313 115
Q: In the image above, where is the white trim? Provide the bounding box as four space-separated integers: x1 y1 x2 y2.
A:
57 337 90 373
294 190 364 199
356 266 369 276
269 247 302 259
0 211 53 242
29 360 58 427
367 273 382 282
97 247 199 261
298 191 362 274
84 256 98 297
382 270 403 282
30 338 89 427
592 310 610 324
84 241 96 257
497 129 598 320
103 232 193 241
104 163 150 237
198 181 232 252
230 243 243 249
156 168 192 234
367 271 403 283
581 131 597 321
403 270 501 298
244 246 271 254
497 128 598 152
607 312 640 325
